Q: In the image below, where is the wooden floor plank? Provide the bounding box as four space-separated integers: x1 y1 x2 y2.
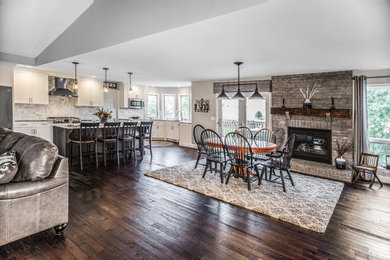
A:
1 144 389 259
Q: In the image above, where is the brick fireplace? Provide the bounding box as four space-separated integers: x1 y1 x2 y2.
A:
271 71 354 182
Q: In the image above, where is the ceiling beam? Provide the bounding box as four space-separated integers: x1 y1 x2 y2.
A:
35 0 262 65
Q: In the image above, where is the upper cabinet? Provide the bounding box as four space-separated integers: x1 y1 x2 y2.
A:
13 70 49 104
76 78 104 107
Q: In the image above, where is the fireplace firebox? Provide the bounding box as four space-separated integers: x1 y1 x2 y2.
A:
288 127 332 164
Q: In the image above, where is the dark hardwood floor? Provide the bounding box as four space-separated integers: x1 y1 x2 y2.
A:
1 144 390 260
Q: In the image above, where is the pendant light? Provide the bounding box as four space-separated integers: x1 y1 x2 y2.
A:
103 67 109 93
72 61 79 89
217 84 229 99
231 62 245 100
128 72 133 96
249 84 265 99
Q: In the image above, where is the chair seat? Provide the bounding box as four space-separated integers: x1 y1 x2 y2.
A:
69 139 95 144
351 165 376 172
98 138 117 142
120 136 134 141
136 134 150 139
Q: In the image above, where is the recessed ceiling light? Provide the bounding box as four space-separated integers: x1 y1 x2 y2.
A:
91 75 96 78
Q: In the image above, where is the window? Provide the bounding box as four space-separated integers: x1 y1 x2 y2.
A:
367 85 390 167
163 95 176 120
147 94 158 118
179 95 190 121
246 97 267 130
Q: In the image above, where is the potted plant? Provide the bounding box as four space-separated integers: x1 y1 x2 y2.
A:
334 139 349 170
95 108 112 123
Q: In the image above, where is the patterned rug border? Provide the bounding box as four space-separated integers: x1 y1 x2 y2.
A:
144 161 344 233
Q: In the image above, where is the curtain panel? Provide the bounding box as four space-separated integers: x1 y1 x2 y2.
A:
353 75 369 163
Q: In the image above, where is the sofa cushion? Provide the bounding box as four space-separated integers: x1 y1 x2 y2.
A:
0 128 12 143
0 131 25 155
11 136 59 182
0 151 18 184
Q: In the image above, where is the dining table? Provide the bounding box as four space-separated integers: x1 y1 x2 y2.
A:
205 138 278 154
204 138 278 178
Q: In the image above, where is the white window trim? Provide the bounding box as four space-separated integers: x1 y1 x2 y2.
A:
179 94 190 121
147 93 159 119
163 94 176 120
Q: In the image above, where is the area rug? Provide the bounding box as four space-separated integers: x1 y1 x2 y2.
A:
144 160 344 233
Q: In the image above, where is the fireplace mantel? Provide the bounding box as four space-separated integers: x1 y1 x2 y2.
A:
271 107 351 118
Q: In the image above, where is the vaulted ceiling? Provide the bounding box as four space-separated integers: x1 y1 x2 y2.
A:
1 0 390 86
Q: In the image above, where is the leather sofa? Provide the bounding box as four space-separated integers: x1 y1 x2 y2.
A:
0 128 68 246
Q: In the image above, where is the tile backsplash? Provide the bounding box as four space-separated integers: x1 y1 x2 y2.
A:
14 96 144 121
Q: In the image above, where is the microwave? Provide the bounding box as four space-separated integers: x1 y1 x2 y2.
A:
128 98 144 109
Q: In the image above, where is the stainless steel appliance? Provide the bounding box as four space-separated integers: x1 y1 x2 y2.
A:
0 86 13 129
49 76 78 97
128 98 144 109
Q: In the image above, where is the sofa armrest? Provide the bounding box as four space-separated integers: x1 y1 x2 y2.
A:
49 156 68 179
0 177 68 200
0 156 68 200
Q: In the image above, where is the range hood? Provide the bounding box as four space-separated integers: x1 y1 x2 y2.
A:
49 77 78 97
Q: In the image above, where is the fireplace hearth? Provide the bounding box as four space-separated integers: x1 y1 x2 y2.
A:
288 127 332 164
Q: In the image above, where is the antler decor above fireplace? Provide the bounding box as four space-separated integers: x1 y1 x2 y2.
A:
271 107 351 118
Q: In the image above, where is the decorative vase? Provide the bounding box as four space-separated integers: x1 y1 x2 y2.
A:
303 99 312 109
100 118 108 123
335 157 346 170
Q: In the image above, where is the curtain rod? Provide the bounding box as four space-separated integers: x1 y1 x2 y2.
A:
367 75 390 79
353 75 390 79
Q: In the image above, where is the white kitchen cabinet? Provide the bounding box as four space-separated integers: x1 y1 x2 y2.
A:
179 123 193 148
13 70 49 104
152 121 166 140
165 121 180 141
14 121 52 142
77 78 104 107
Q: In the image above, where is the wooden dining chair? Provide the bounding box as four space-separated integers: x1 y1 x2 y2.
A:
260 134 296 192
351 153 383 188
98 122 121 167
193 124 206 169
69 122 100 171
200 129 227 183
252 128 276 161
224 132 261 191
120 122 138 162
237 126 253 141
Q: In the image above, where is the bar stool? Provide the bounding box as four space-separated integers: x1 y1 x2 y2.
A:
98 122 121 166
120 121 138 162
137 121 153 158
69 122 99 171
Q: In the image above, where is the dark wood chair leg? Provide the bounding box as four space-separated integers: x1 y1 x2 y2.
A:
259 166 266 185
254 165 261 184
280 169 286 192
247 170 251 191
287 169 295 186
202 160 209 178
225 167 233 185
122 141 126 163
116 142 120 165
95 142 98 168
103 142 107 167
149 137 152 157
79 143 83 171
219 163 224 183
194 153 201 169
69 142 72 167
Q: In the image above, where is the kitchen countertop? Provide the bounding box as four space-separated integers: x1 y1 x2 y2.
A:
15 119 53 122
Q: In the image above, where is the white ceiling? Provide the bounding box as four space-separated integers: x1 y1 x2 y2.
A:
3 0 390 86
0 0 93 58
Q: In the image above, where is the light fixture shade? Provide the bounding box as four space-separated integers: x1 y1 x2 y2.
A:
72 61 79 89
217 87 230 99
232 89 245 100
249 87 265 99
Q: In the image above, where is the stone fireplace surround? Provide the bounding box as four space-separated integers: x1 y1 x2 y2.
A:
271 71 353 182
